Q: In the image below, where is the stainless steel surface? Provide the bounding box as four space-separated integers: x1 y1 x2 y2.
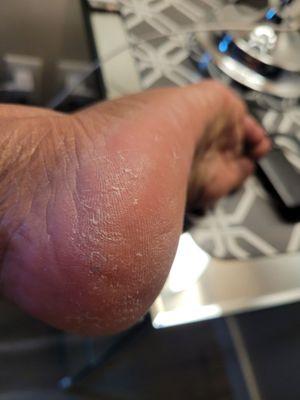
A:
195 0 300 97
151 233 300 328
269 0 300 27
90 2 300 328
196 31 300 98
231 27 300 72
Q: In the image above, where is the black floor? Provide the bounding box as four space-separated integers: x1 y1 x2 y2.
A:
5 299 300 399
0 301 233 400
237 302 300 400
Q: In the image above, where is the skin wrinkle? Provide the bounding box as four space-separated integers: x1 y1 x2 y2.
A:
15 154 61 280
60 165 79 225
60 126 101 251
0 129 19 161
0 115 77 288
76 139 173 314
35 125 72 249
1 134 44 250
0 129 24 179
0 81 271 335
69 153 125 269
73 110 114 152
82 96 146 127
8 103 180 318
0 104 63 119
73 116 102 152
78 95 177 150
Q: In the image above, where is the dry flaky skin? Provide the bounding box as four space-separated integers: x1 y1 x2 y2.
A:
0 81 270 335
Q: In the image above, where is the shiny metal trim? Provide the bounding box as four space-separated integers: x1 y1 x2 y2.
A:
151 240 300 328
196 31 300 98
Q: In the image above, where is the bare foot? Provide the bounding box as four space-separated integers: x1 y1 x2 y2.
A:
0 81 270 335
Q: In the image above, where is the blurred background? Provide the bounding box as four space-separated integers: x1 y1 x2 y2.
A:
2 1 300 399
0 0 105 110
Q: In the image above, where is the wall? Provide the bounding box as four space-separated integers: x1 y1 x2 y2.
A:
0 0 92 103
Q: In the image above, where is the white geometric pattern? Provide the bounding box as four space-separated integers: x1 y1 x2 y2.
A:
120 0 300 260
190 178 279 259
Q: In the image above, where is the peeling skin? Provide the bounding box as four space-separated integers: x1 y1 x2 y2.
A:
0 82 270 335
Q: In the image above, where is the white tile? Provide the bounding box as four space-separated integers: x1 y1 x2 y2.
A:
91 12 141 99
